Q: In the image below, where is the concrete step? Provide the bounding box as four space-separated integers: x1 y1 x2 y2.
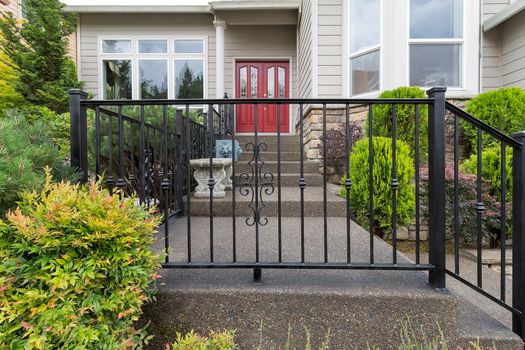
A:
144 221 458 349
238 142 302 152
233 173 324 186
234 160 319 174
238 151 301 161
235 135 300 145
187 186 346 217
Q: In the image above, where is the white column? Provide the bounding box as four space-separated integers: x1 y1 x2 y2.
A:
214 19 226 99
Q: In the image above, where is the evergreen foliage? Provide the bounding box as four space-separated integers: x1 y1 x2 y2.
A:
340 137 415 238
366 87 429 158
464 87 525 154
0 112 76 217
0 0 83 113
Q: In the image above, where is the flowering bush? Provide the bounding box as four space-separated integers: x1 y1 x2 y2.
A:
0 171 161 349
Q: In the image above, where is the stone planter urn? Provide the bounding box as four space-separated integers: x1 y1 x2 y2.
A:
190 158 233 198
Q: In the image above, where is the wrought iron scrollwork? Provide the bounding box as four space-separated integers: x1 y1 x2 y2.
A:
240 142 274 226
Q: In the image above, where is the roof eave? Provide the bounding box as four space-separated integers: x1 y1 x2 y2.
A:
483 0 525 31
210 1 300 11
63 5 211 14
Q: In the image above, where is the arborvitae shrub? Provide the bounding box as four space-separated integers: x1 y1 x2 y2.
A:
0 172 161 349
366 86 429 158
340 137 415 238
464 87 525 154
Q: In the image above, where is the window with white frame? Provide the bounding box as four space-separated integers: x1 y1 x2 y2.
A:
349 0 380 96
409 0 463 88
100 38 205 100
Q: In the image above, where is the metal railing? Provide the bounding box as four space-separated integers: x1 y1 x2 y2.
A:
69 88 525 341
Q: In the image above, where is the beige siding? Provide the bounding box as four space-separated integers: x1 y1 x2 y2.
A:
224 25 297 99
317 0 342 97
0 0 20 18
298 0 313 98
78 13 216 99
481 0 510 92
500 10 525 89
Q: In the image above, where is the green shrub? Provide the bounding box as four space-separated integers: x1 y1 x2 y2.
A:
0 50 24 117
0 172 161 349
366 87 429 158
169 330 238 350
340 137 415 238
462 146 513 200
464 88 525 154
0 112 76 216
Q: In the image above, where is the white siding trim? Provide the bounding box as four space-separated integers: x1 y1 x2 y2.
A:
311 0 319 98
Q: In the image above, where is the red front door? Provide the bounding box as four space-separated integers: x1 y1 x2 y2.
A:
235 61 290 133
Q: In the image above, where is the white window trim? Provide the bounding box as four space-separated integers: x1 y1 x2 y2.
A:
347 0 383 98
344 0 480 98
98 35 208 100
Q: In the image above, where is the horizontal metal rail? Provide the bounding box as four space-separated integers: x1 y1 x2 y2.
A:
82 97 435 106
163 262 435 271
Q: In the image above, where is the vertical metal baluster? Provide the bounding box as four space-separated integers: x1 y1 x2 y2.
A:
139 106 145 205
277 102 282 263
391 105 398 264
184 105 191 263
345 103 352 264
107 109 115 194
254 104 260 264
476 128 484 288
501 142 507 301
162 106 170 264
130 122 135 195
368 105 375 264
230 103 237 263
176 110 184 215
414 104 421 265
454 113 460 274
95 106 101 177
322 103 328 263
186 104 192 263
299 104 306 263
116 106 126 193
208 103 215 263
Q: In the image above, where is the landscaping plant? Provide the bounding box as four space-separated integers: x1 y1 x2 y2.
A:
462 145 513 200
464 87 525 155
0 112 76 217
340 137 415 238
322 122 363 180
169 330 238 350
366 86 429 158
0 171 161 349
0 46 23 117
0 0 83 113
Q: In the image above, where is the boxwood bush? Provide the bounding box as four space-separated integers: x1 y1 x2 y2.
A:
340 137 415 238
366 86 429 158
0 172 161 349
464 87 525 154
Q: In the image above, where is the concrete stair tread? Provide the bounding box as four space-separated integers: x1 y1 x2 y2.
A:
456 295 523 348
190 186 343 203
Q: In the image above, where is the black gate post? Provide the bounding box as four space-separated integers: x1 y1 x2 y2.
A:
512 131 525 340
69 89 88 182
426 87 447 291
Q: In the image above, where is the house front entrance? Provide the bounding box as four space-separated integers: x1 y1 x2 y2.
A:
235 61 290 133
